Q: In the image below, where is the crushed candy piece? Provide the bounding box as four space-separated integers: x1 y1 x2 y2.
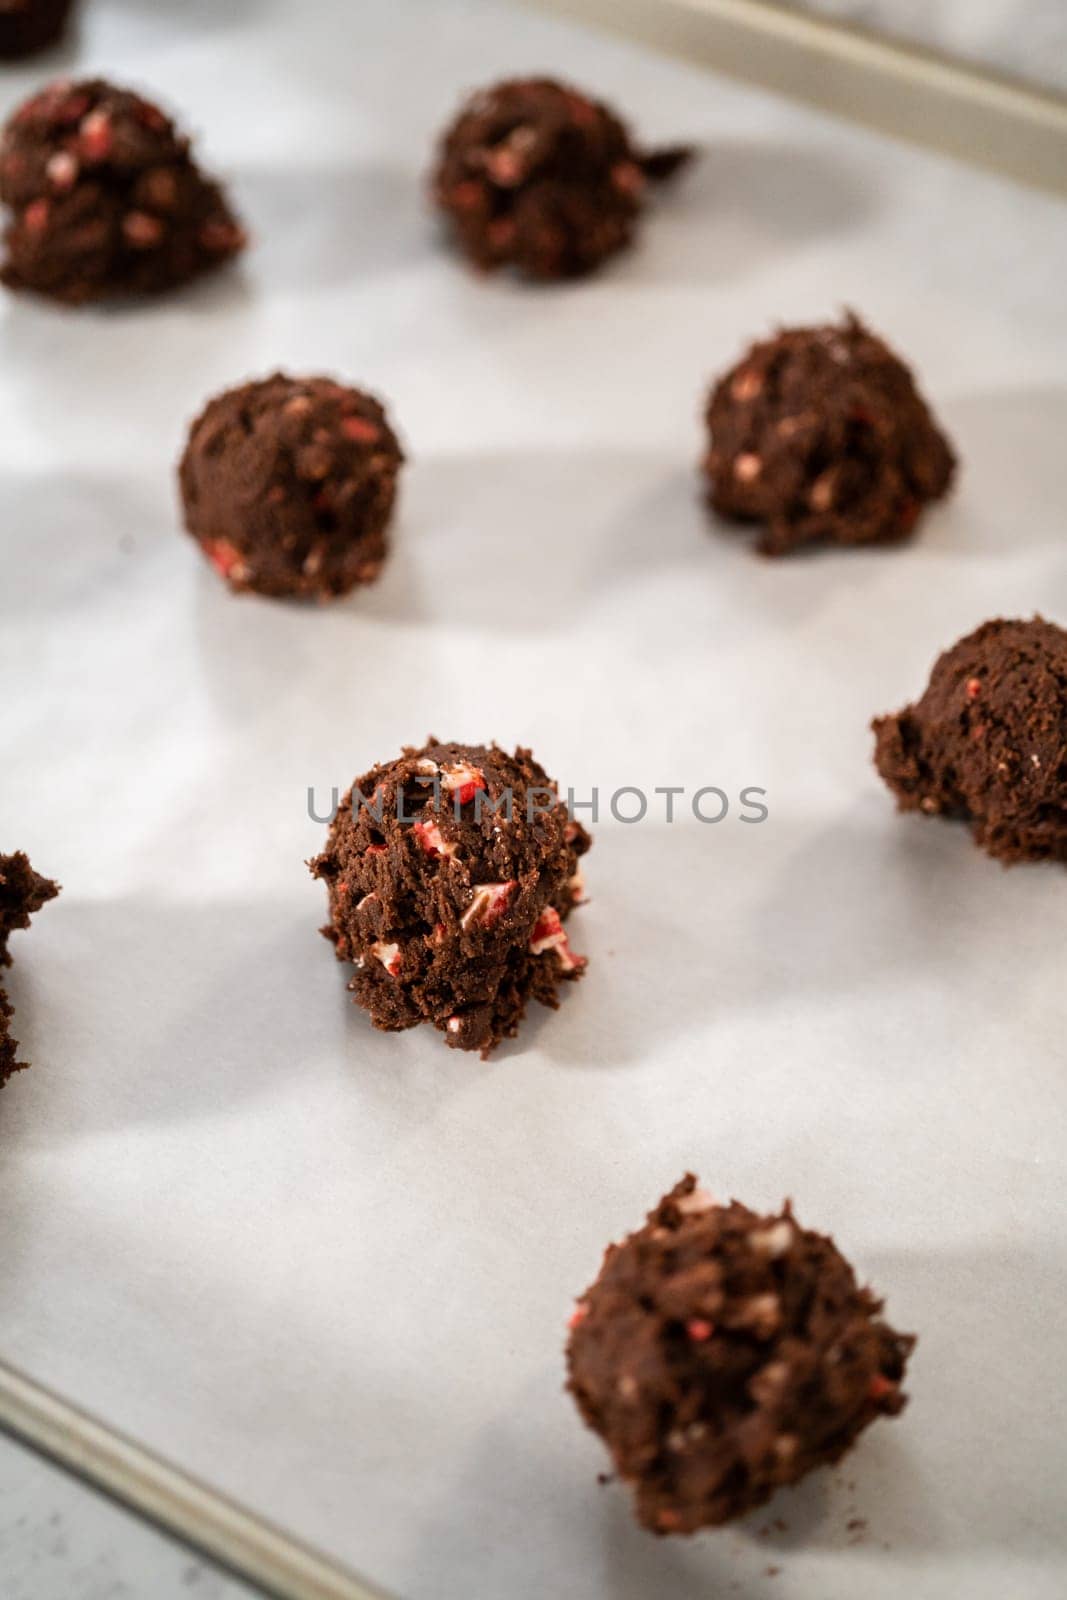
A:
45 151 78 191
412 820 456 859
529 906 585 971
203 539 246 581
122 210 164 248
371 940 401 977
461 880 516 931
340 414 381 445
79 109 113 163
441 761 487 806
23 198 50 234
750 1220 794 1258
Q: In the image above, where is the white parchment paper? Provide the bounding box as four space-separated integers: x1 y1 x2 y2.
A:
2 3 1066 1597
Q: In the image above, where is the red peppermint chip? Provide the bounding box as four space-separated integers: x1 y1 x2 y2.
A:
122 210 164 248
448 180 483 212
529 906 586 972
441 762 487 807
461 881 516 931
610 161 644 197
412 820 456 860
79 109 114 164
203 538 244 580
340 414 381 445
23 199 51 236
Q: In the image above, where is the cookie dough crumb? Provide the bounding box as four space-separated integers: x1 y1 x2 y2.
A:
180 373 404 601
0 852 60 1087
704 314 956 555
0 0 75 58
0 78 244 303
566 1175 914 1533
432 77 690 280
310 740 590 1055
873 616 1067 863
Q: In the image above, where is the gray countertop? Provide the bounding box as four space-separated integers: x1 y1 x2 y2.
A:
0 1435 256 1600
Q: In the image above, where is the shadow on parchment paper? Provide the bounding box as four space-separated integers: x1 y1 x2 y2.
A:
0 258 254 329
700 494 964 638
0 889 499 1158
725 798 1067 1026
400 1366 766 1600
515 801 1067 1069
191 449 711 663
188 502 432 718
930 385 1067 563
0 470 172 622
233 163 429 290
613 139 879 288
376 449 711 635
404 448 957 645
0 898 337 1150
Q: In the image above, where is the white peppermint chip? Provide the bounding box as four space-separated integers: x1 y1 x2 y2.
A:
371 941 401 976
441 760 485 793
751 1220 794 1258
461 881 514 930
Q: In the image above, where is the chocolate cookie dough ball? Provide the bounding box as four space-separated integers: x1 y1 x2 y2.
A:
874 616 1067 864
180 374 403 601
704 315 956 555
567 1176 914 1533
1 851 60 1088
432 77 689 280
0 0 75 59
310 741 591 1056
0 78 244 303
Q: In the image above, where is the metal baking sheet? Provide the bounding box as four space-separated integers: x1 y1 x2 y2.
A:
529 0 1067 197
2 2 1066 1598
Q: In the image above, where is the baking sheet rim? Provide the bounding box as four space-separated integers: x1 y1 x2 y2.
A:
524 0 1067 196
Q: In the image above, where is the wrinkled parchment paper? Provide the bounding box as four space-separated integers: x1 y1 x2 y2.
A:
2 2 1066 1597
